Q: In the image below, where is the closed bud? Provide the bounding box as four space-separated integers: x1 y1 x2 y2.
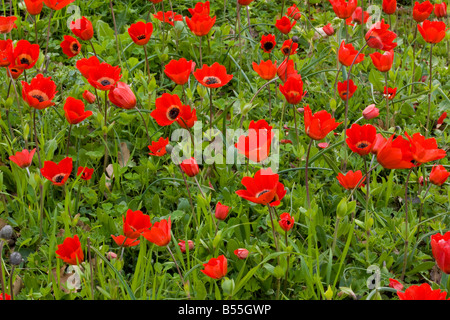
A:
323 23 335 36
9 252 22 265
0 225 13 240
108 82 137 110
180 157 199 177
82 90 96 104
221 278 235 297
292 35 299 43
362 104 379 120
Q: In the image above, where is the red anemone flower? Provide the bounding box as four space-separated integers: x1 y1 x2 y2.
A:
323 23 335 36
346 123 377 156
397 283 449 300
8 62 23 79
69 16 94 41
304 105 342 141
235 168 286 207
286 4 301 20
260 34 276 53
431 231 450 274
238 0 254 5
55 234 84 265
0 293 11 300
279 212 295 232
21 73 57 110
123 209 152 239
382 0 397 14
12 39 40 70
128 21 153 46
0 39 13 67
405 132 446 164
0 16 17 34
151 93 184 126
41 157 73 186
430 164 450 186
108 82 136 109
178 240 194 253
76 166 94 181
164 58 196 85
434 2 447 18
370 50 394 72
43 0 76 10
280 39 298 56
188 1 210 16
76 56 101 79
337 170 366 189
82 90 96 104
9 149 36 168
346 7 370 26
337 79 357 100
376 134 414 169
279 75 306 105
153 11 183 26
252 60 277 80
60 35 81 58
384 86 397 100
413 1 434 23
148 137 170 157
142 217 172 247
277 58 298 82
215 201 230 220
193 62 233 88
186 13 216 36
24 0 44 15
370 133 388 155
329 0 358 19
180 157 200 177
235 119 274 163
87 62 122 91
177 105 197 128
200 255 227 279
111 235 140 247
338 40 365 67
365 19 397 51
389 278 404 291
275 16 296 34
418 20 447 44
64 96 93 125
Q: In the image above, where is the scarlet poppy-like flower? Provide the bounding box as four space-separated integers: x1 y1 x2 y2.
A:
188 1 210 16
148 137 170 156
12 39 40 70
260 34 276 53
389 278 404 291
279 75 305 105
60 35 81 58
337 79 357 100
69 16 94 41
63 96 92 125
123 209 152 239
346 123 377 156
177 105 197 128
418 20 447 44
21 73 57 110
430 165 450 186
82 90 96 104
277 58 298 82
8 63 23 79
279 212 295 232
238 0 254 5
275 16 296 34
286 4 301 20
128 21 153 45
338 40 365 67
76 56 100 79
76 166 94 181
9 149 36 168
41 157 73 186
55 234 84 265
0 16 17 34
384 86 397 100
370 50 394 72
397 283 449 300
234 248 249 259
435 2 447 18
437 111 447 126
186 13 216 36
151 93 184 126
346 7 370 26
111 235 140 247
200 255 227 279
337 170 366 189
323 23 335 36
24 0 44 15
235 119 274 163
0 293 11 300
142 217 171 247
215 201 230 220
0 39 13 67
164 58 196 85
43 0 75 10
365 19 397 51
376 134 414 169
413 1 434 23
329 0 358 19
235 168 286 207
252 60 277 80
88 62 122 91
382 0 397 14
193 62 233 88
304 105 342 141
362 104 379 120
178 240 194 253
180 157 199 177
370 133 387 155
405 132 446 164
108 82 136 109
153 11 183 26
280 39 298 56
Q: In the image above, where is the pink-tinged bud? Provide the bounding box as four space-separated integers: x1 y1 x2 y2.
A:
234 248 249 259
318 142 329 148
108 82 137 109
323 23 335 36
280 139 292 144
180 157 200 177
82 90 96 104
362 104 380 119
106 251 118 260
437 111 447 126
215 201 230 220
388 278 404 291
297 107 304 113
418 176 426 186
178 240 194 253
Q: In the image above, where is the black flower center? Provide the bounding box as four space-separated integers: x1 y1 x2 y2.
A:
32 95 45 102
282 47 290 54
356 141 369 149
20 57 30 65
101 79 111 86
53 174 65 183
168 107 180 120
263 41 274 51
137 34 146 40
72 43 79 52
204 76 220 85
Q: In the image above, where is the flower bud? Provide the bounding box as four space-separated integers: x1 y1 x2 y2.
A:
362 104 379 119
9 252 22 265
323 23 335 36
108 82 137 110
180 157 199 177
0 225 13 240
234 248 249 259
292 36 299 43
178 240 194 253
82 90 96 104
215 202 230 220
106 251 118 260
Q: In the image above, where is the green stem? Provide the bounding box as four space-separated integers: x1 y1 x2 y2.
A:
305 139 313 209
425 44 433 138
400 168 414 281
